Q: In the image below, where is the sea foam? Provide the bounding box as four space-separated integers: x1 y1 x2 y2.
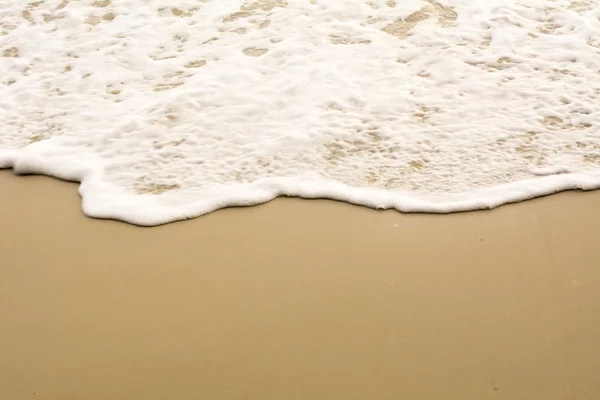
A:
1 0 600 225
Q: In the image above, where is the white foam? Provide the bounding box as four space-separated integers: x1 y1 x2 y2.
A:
1 0 600 225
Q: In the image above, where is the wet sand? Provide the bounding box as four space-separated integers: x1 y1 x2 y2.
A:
1 170 600 400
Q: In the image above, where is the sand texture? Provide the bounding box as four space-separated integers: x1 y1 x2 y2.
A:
1 171 600 399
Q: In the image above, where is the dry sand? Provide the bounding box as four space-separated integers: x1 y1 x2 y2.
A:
1 170 600 400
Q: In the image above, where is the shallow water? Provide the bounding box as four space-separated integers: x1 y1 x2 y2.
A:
1 0 600 225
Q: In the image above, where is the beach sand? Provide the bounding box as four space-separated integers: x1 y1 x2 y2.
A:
1 169 600 399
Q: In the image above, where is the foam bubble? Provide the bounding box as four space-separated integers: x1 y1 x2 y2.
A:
1 0 600 225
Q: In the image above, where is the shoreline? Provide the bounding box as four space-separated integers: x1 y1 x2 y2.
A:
2 164 600 226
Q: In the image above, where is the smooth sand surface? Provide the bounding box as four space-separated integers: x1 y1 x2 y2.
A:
1 170 600 400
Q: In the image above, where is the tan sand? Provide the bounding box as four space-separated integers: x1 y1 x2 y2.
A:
1 170 600 400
